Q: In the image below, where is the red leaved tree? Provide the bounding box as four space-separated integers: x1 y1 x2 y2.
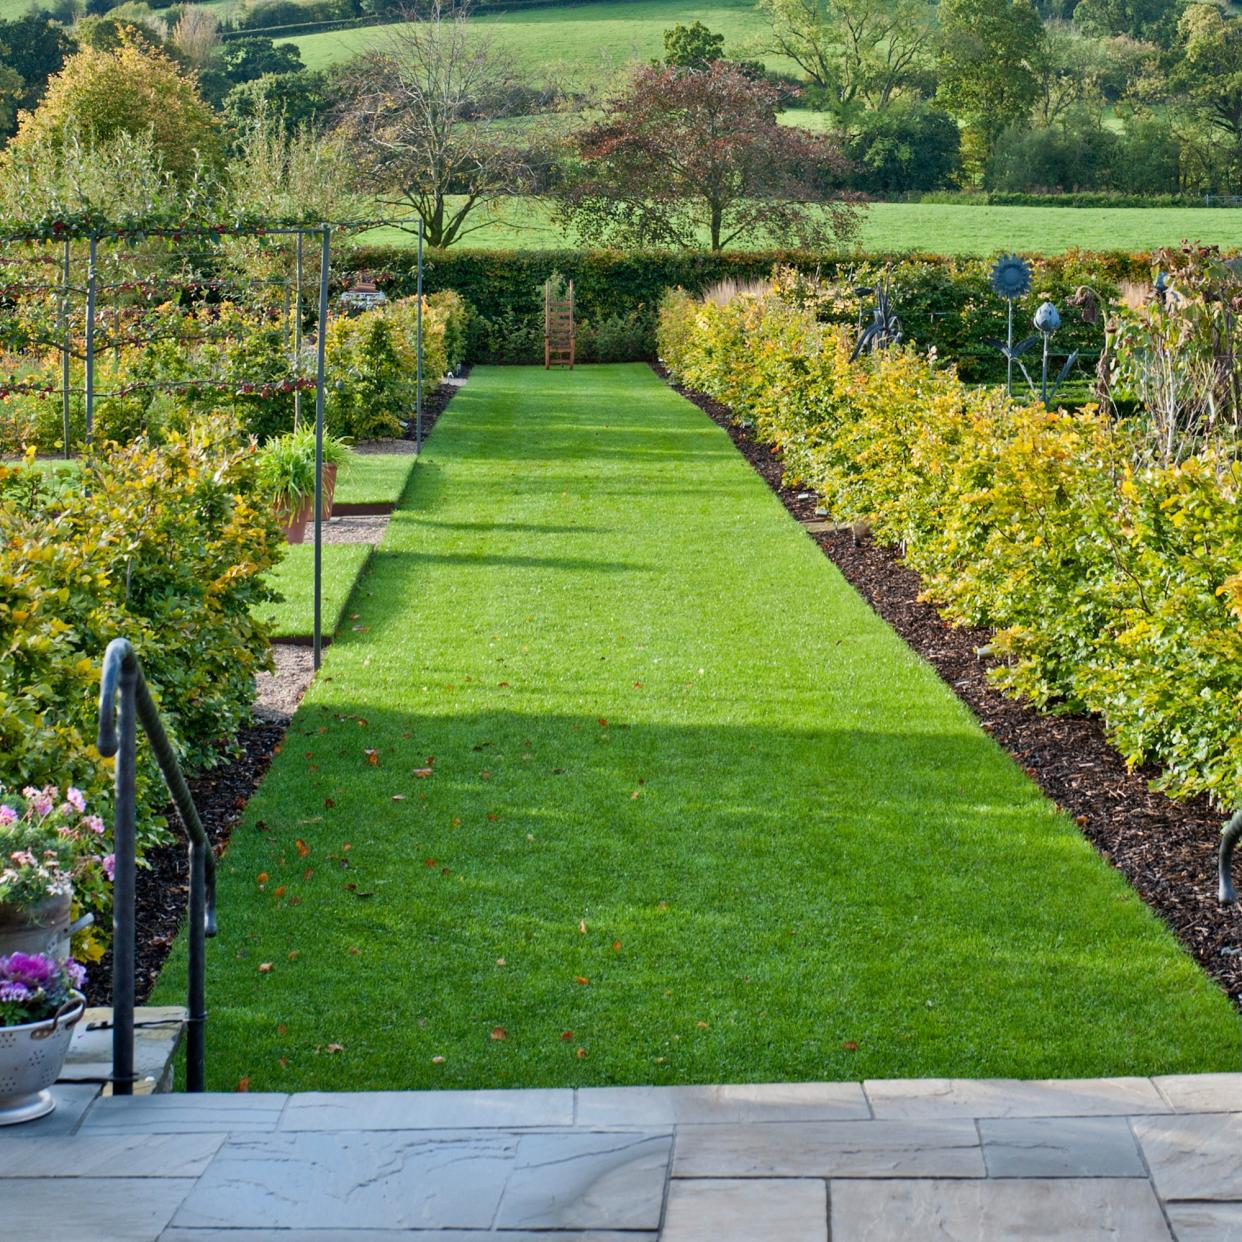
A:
554 61 861 251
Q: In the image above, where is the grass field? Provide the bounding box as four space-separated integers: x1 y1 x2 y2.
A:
293 0 776 77
254 542 373 640
360 197 1242 256
154 363 1236 1092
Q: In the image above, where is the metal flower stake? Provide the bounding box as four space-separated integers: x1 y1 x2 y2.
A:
850 273 902 362
987 255 1079 406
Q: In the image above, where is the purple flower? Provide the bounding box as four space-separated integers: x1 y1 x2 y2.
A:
0 805 16 826
63 959 86 990
101 853 115 882
0 952 57 988
65 788 86 813
83 815 105 836
0 981 32 1003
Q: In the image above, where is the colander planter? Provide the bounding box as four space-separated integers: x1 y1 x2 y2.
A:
0 993 85 1126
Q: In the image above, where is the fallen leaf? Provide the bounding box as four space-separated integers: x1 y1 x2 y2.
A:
364 749 380 766
287 950 300 961
236 1076 251 1092
325 1043 345 1054
496 957 506 967
598 718 608 727
576 1047 587 1059
277 1023 288 1036
258 962 273 974
490 1026 508 1041
696 1021 709 1030
274 886 286 898
431 1054 446 1065
413 768 434 779
612 940 622 952
303 868 314 881
392 794 406 802
560 1030 574 1041
578 919 587 935
842 1041 859 1052
574 976 589 986
257 872 269 885
486 813 498 822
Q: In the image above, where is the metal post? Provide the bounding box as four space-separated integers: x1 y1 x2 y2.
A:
1041 332 1050 408
313 226 330 670
1006 300 1014 398
1220 809 1242 903
84 234 97 447
60 240 71 458
415 218 424 453
294 233 304 431
109 654 138 1096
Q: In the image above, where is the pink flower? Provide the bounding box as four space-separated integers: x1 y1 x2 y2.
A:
83 816 105 836
66 788 86 813
26 790 53 817
0 805 16 826
101 853 115 882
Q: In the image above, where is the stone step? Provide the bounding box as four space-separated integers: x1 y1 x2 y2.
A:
59 1005 187 1097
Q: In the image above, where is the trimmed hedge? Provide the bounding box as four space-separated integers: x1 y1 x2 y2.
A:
353 245 1153 378
658 284 1242 809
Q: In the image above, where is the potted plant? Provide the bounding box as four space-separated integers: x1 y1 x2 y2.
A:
0 952 87 1125
256 429 352 544
0 788 105 963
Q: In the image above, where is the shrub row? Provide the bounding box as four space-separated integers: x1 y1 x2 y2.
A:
657 285 1242 809
355 245 1152 377
916 191 1213 209
0 416 285 948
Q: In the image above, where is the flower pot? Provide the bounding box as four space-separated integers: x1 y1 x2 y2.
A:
276 465 339 544
0 895 72 962
0 992 85 1126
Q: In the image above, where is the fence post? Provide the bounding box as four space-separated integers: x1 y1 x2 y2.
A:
313 225 330 671
416 217 424 453
84 234 97 447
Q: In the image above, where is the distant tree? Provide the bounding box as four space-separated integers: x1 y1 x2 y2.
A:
171 6 220 68
663 21 725 69
223 68 333 132
1072 0 1178 45
555 60 859 251
336 1 542 247
846 101 960 192
222 35 304 83
0 16 75 120
759 0 937 118
936 0 1044 173
9 38 223 181
1169 5 1242 153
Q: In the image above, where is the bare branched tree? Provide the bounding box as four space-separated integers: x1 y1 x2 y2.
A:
335 0 543 247
172 6 222 69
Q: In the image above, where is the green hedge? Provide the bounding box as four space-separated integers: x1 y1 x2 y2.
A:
352 245 1154 380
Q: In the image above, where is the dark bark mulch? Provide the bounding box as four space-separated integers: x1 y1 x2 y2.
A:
653 363 1242 1008
404 368 471 444
87 720 288 1008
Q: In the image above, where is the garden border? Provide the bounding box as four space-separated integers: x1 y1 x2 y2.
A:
655 362 1242 1011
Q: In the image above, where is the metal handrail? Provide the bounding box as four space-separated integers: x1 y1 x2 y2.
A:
97 638 217 1094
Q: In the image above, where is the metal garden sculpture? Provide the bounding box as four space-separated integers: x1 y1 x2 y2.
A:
987 255 1079 406
850 275 902 361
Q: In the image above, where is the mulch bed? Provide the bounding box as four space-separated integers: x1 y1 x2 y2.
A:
85 373 471 1008
653 362 1242 1008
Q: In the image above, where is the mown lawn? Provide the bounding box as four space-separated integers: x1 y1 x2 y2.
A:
254 543 373 641
333 452 418 508
156 363 1237 1091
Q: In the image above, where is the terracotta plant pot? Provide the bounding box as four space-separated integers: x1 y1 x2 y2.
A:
276 464 339 545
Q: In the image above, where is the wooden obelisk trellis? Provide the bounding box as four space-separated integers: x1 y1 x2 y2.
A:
544 278 575 369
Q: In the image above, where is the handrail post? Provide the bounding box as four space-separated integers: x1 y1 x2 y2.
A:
100 637 217 1094
1220 809 1242 904
105 641 138 1096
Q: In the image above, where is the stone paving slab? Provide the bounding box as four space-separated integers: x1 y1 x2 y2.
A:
830 1176 1173 1240
0 1133 224 1178
1154 1073 1242 1113
495 1132 672 1230
1165 1202 1242 1242
1132 1111 1242 1200
0 1177 196 1242
978 1116 1146 1178
280 1088 574 1130
0 1082 98 1137
163 1234 655 1241
673 1118 983 1178
80 1092 289 1134
575 1082 869 1127
864 1076 1171 1120
663 1177 828 1242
